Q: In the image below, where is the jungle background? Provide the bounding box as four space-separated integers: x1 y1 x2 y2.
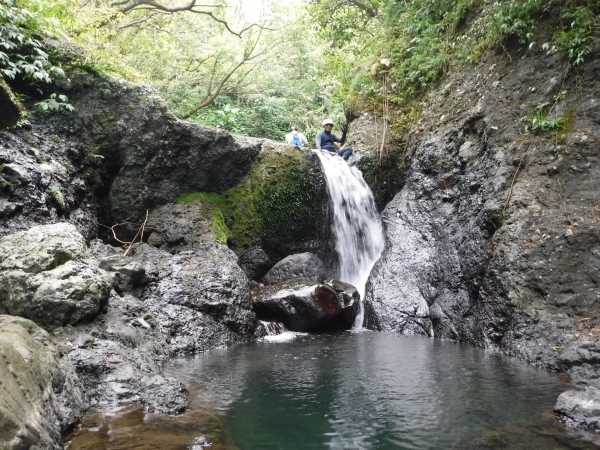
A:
1 0 599 143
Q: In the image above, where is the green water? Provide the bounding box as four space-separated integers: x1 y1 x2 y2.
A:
65 332 600 450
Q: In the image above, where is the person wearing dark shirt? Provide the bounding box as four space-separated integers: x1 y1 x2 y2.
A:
315 118 353 161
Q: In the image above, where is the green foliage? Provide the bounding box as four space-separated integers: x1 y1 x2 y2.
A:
552 5 596 65
177 148 321 249
488 0 543 44
0 0 64 86
529 108 563 132
307 0 382 51
35 93 74 112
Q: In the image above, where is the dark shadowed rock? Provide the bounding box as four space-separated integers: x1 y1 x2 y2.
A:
237 246 272 280
252 278 359 332
0 76 20 129
131 243 257 353
0 223 112 329
0 315 85 450
0 111 97 240
261 252 330 286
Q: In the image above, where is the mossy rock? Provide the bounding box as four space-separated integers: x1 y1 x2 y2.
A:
177 147 327 252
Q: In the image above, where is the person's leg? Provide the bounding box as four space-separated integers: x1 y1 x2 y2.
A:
338 147 353 160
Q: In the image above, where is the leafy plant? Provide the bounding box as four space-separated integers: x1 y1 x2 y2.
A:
35 93 74 112
0 0 64 86
553 6 597 65
530 108 562 133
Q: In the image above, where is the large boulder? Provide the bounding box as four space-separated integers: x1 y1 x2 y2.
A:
0 223 112 329
131 243 258 353
0 315 86 450
261 252 330 286
252 278 360 332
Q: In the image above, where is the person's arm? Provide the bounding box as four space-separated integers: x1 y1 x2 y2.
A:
300 133 308 146
315 131 323 150
340 124 349 144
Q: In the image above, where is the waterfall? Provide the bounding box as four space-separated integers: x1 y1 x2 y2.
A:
314 151 385 329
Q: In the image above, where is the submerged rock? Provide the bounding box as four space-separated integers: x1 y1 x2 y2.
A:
261 252 330 285
252 278 359 332
0 223 112 329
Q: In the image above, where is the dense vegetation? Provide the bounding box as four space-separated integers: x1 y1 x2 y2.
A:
2 0 598 139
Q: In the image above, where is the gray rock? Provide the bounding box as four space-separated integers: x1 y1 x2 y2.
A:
558 343 600 389
98 254 149 294
0 223 112 329
261 252 330 286
88 239 122 259
0 119 97 240
58 294 188 414
145 201 215 253
252 278 359 332
237 246 272 280
0 315 84 450
131 243 257 353
554 387 600 431
188 436 212 449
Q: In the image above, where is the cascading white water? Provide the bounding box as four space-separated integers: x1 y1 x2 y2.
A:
314 151 385 329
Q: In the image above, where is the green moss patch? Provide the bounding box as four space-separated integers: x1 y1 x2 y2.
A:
177 148 321 249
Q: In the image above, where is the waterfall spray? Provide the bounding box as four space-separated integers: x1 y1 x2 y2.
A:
314 151 384 328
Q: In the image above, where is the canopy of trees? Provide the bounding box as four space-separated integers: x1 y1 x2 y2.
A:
3 0 598 140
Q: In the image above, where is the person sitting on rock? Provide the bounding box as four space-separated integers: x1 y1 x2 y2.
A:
315 118 353 161
285 126 308 147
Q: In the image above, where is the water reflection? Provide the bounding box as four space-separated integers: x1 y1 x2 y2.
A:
66 332 600 450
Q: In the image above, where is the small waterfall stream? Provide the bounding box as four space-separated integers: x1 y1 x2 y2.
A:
314 151 385 328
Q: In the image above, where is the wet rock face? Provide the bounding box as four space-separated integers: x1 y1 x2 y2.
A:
261 252 330 286
56 294 189 415
0 223 112 329
131 243 258 353
364 119 507 342
237 246 273 281
252 278 359 332
0 112 97 240
0 315 85 450
365 34 600 372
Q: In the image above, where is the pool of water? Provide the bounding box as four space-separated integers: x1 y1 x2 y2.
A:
65 331 600 450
